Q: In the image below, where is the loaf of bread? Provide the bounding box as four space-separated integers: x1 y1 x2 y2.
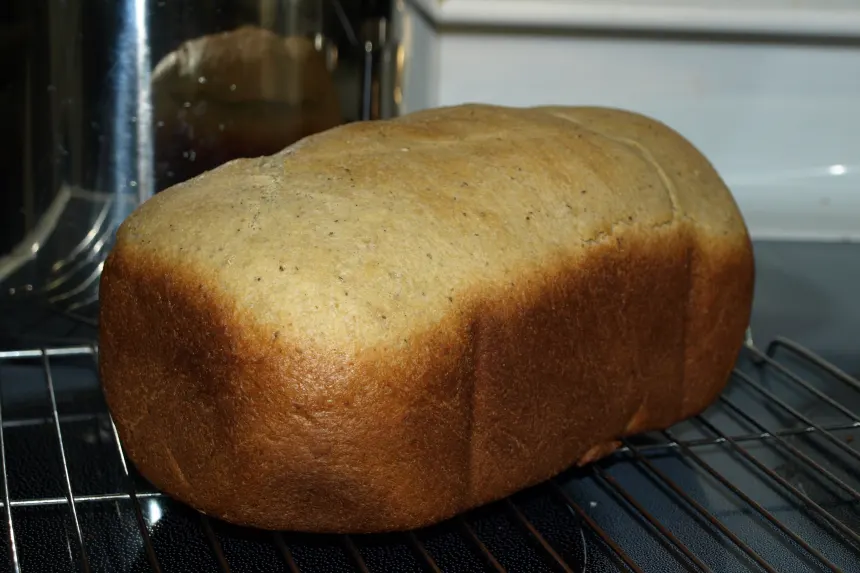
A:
151 26 342 189
99 104 755 533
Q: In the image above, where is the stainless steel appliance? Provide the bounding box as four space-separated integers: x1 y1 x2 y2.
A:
0 1 858 572
0 0 400 345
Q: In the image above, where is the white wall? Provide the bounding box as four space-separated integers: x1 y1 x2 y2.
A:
400 0 860 241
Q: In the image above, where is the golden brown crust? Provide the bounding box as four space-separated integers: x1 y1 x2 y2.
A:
99 104 755 532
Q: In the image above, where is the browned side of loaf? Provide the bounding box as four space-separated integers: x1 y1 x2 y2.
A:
100 239 752 533
99 107 754 534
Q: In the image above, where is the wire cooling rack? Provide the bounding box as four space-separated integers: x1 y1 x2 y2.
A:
0 338 857 572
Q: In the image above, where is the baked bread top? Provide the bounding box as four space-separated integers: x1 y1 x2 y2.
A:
120 104 747 351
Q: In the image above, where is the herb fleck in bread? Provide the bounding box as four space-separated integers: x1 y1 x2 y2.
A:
99 104 755 533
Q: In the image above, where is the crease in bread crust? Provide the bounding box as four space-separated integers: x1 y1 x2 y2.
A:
99 103 754 533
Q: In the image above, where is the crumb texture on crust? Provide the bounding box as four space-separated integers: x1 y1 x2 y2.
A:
99 104 755 533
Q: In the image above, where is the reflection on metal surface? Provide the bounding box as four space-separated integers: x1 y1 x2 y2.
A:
0 0 399 336
116 0 154 208
0 186 73 283
146 498 163 526
360 14 401 120
0 0 160 326
150 25 342 189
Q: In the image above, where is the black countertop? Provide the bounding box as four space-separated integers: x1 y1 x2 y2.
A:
749 240 860 376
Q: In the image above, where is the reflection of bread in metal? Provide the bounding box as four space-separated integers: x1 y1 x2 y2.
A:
151 26 342 189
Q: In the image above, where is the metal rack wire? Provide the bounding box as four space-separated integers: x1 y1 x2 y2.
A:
0 338 857 572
